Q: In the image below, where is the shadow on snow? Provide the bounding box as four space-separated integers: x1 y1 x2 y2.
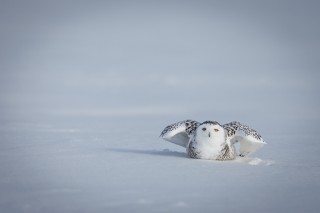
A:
106 148 187 158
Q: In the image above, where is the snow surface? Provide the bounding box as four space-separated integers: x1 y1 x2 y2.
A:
1 1 320 212
0 115 319 213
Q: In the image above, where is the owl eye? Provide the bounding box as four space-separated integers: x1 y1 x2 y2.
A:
202 128 206 131
214 128 219 132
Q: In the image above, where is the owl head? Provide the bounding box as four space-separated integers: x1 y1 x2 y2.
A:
195 121 226 145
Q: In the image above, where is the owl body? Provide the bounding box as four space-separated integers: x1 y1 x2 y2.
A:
160 120 266 161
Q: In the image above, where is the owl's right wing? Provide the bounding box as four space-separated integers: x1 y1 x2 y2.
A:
160 120 199 148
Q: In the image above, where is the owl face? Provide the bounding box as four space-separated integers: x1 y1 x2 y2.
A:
195 121 225 144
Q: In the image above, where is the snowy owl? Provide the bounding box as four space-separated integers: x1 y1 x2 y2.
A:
160 120 266 160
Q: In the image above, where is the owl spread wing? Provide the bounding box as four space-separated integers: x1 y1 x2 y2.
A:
223 121 266 157
160 120 199 147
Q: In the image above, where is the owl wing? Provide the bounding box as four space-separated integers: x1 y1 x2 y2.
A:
160 120 199 147
223 121 266 157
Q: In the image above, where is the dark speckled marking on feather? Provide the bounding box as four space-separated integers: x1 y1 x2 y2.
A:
160 120 199 137
187 141 200 159
223 121 262 140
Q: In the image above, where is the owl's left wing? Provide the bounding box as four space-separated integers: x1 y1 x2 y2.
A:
223 121 266 157
160 120 199 147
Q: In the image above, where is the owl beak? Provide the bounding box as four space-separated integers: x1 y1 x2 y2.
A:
208 132 211 137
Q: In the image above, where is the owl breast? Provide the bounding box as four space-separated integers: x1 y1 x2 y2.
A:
187 139 236 160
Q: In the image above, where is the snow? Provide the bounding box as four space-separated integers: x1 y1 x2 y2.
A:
0 115 319 213
1 1 320 212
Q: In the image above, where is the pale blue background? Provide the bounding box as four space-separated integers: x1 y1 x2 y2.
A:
0 1 319 212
